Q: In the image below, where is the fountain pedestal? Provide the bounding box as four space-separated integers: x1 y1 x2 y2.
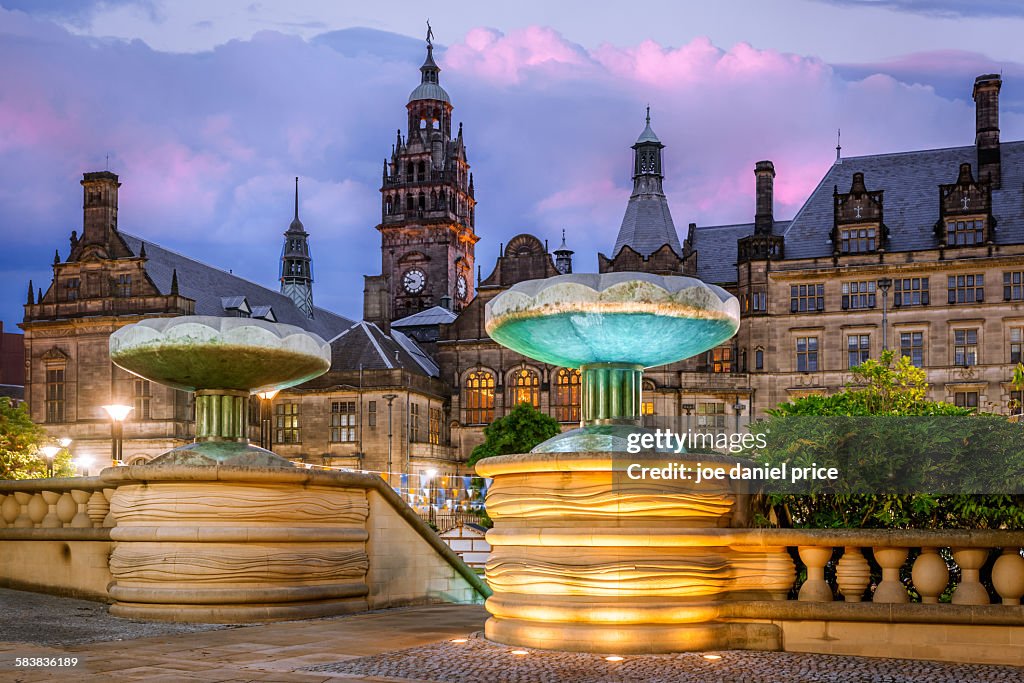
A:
480 273 793 652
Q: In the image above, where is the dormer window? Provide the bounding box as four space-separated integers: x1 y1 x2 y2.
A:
116 274 132 297
938 163 992 247
832 172 885 255
945 218 985 246
251 305 276 322
221 296 251 318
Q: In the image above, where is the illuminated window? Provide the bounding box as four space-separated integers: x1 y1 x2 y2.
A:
900 332 924 368
710 347 734 373
330 401 357 442
953 329 978 366
465 371 495 424
551 368 581 423
641 401 655 416
45 367 65 423
509 368 540 408
275 403 300 443
429 407 442 445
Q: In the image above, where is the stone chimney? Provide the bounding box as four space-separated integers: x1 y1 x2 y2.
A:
973 74 1001 189
754 160 775 235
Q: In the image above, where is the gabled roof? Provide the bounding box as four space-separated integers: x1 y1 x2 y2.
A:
783 141 1024 259
392 305 457 328
327 321 438 377
120 233 354 341
691 221 791 285
612 193 683 258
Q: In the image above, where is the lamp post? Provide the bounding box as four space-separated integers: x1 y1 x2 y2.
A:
75 454 94 477
40 445 59 478
425 467 438 526
877 277 893 351
732 400 745 434
102 404 133 466
382 394 397 490
256 389 280 451
681 402 695 434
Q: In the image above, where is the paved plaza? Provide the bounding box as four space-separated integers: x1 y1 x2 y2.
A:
0 588 1021 682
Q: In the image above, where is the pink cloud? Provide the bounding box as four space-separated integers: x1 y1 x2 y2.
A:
444 26 590 83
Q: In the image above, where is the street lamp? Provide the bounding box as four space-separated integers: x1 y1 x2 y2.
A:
40 445 59 478
102 404 133 466
732 400 745 433
382 394 398 491
75 454 94 477
425 468 438 525
681 402 695 434
255 389 280 451
877 277 893 351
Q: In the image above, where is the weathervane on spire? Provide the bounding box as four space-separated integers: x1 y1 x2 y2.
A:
646 104 650 125
426 20 434 47
836 128 842 162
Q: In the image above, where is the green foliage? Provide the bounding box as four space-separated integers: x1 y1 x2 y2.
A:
467 402 561 467
751 351 1024 530
0 398 74 480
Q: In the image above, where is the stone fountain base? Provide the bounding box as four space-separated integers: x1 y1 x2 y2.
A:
476 452 795 654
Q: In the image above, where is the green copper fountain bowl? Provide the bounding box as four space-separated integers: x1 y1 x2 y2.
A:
485 273 740 368
109 316 332 393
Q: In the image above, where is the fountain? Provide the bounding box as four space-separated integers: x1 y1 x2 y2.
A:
478 272 795 653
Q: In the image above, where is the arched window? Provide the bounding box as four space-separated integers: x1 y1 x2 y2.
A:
385 196 393 215
465 371 495 424
551 368 580 423
509 368 540 408
418 161 426 178
418 193 426 211
406 195 414 211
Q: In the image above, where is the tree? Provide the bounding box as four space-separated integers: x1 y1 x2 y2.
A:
749 351 1024 529
468 402 561 467
0 398 74 480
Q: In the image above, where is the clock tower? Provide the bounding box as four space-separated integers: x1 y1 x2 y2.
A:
364 26 478 327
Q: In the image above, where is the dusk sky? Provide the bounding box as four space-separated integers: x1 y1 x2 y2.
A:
3 0 1024 329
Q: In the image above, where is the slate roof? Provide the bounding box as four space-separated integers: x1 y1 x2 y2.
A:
691 221 791 285
783 141 1024 259
326 321 439 377
612 193 683 258
120 233 354 341
391 305 457 328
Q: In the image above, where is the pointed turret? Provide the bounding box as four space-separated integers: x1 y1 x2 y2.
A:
610 108 682 258
280 176 314 318
170 268 179 296
27 280 34 305
554 230 574 275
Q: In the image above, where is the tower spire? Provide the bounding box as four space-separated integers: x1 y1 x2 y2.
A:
280 177 313 318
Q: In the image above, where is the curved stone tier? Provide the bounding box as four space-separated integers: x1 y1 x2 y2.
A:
476 452 794 654
104 467 372 622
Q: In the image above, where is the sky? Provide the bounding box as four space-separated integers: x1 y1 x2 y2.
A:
2 0 1024 330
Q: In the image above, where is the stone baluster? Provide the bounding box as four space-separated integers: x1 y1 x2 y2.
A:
991 548 1024 606
39 491 61 528
68 490 92 528
871 547 909 603
12 492 32 528
0 494 17 527
27 493 48 527
797 546 834 602
56 492 77 527
102 488 115 527
951 548 990 605
87 490 110 528
835 546 871 602
911 547 949 604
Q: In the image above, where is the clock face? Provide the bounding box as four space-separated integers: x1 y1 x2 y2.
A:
456 274 468 300
402 268 426 294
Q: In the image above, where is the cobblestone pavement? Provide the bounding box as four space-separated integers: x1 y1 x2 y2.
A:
308 632 1024 683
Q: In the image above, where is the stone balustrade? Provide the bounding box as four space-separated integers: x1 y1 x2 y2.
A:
0 477 113 531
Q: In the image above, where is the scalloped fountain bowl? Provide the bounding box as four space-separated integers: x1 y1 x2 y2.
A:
485 273 740 452
109 316 332 466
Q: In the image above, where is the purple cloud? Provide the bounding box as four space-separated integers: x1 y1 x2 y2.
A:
1 11 1022 331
